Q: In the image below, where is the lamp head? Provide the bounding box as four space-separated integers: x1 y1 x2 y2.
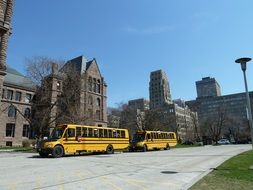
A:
235 57 251 71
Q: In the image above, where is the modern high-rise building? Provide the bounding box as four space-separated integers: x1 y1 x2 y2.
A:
149 70 172 109
196 77 221 98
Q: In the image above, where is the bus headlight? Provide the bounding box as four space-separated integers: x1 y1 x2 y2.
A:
46 144 53 148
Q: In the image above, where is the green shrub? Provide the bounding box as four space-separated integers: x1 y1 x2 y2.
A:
22 139 30 147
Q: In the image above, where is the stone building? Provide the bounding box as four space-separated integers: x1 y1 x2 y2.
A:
0 0 14 104
149 70 172 109
196 77 221 98
44 55 108 129
186 77 253 142
128 98 149 111
0 66 35 146
149 70 198 141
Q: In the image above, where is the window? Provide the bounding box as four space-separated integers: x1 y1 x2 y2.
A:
24 108 31 118
93 78 96 92
2 89 5 99
104 129 108 137
96 98 101 107
15 91 21 101
108 130 112 138
67 128 75 138
96 110 101 120
94 129 98 137
82 127 88 137
6 141 12 146
88 128 93 137
88 96 93 106
88 77 92 91
22 125 30 137
113 130 117 138
121 131 126 138
7 90 13 100
97 80 101 93
76 127 82 137
6 123 15 137
25 93 32 103
99 129 103 137
8 106 16 117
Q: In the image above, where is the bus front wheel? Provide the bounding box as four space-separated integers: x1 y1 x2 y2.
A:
39 151 48 158
106 145 114 154
52 145 64 158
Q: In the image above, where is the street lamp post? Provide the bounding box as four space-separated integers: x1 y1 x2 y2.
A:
235 57 253 149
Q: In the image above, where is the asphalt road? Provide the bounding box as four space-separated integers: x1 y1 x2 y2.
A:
0 145 251 190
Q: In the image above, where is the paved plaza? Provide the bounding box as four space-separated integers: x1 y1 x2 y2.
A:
0 145 251 190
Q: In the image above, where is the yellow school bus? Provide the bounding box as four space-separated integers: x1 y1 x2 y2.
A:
129 130 177 152
36 124 129 158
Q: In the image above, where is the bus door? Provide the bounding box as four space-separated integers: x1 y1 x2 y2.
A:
63 127 76 153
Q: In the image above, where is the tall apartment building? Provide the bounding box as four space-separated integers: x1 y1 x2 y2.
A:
196 77 221 98
149 70 172 109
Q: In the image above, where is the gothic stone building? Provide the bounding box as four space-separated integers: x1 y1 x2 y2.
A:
46 55 108 129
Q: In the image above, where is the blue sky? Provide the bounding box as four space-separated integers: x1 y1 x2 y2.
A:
7 0 253 107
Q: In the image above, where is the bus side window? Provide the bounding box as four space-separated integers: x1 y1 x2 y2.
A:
108 130 112 138
121 130 125 138
82 127 87 137
113 130 117 138
67 128 75 138
104 129 108 137
165 133 168 139
116 130 120 138
147 133 151 140
88 128 93 137
94 129 98 137
76 127 81 137
99 129 103 137
151 133 154 140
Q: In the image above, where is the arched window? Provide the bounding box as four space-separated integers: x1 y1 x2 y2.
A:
8 106 16 117
96 98 101 107
88 77 92 91
24 108 31 118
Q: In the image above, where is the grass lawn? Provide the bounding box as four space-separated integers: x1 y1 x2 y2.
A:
190 150 253 190
174 144 201 148
0 146 35 152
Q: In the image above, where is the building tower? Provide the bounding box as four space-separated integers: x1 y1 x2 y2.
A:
0 0 14 101
149 70 172 109
196 77 221 98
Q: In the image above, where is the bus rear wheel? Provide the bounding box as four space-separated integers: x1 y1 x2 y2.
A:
52 145 64 158
164 143 170 150
106 145 114 154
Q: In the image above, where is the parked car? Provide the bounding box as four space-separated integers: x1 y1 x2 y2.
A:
217 139 230 145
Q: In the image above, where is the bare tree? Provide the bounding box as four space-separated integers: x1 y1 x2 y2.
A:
203 106 227 144
25 56 86 137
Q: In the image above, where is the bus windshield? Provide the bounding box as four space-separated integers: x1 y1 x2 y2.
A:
132 133 146 142
50 126 66 140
